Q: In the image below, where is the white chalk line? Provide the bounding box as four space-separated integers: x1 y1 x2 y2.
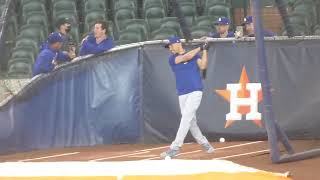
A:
142 141 264 160
18 152 80 162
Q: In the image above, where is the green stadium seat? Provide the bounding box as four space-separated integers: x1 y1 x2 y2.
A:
179 2 196 26
143 0 165 12
52 0 76 3
84 0 106 12
144 4 165 18
19 24 46 43
191 26 212 39
195 16 213 28
293 4 316 26
26 12 49 36
114 0 136 11
53 1 77 12
160 17 182 36
125 19 149 40
7 61 32 78
206 5 230 19
144 5 166 32
15 37 39 56
11 50 35 64
118 29 143 43
22 2 47 17
114 8 135 31
21 0 47 5
151 28 177 40
205 0 230 8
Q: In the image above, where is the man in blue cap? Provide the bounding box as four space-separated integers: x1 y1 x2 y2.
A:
80 20 115 56
160 36 214 159
210 17 235 38
33 32 67 76
240 16 276 37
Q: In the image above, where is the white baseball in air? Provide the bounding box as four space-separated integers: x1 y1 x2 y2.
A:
219 137 225 143
165 156 171 160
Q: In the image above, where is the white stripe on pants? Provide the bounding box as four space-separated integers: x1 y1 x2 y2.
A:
170 91 209 150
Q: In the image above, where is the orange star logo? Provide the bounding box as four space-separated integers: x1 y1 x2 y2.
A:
215 66 263 128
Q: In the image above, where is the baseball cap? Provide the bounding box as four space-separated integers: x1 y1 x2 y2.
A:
165 36 181 48
56 17 71 28
214 17 230 25
47 32 64 44
242 16 253 26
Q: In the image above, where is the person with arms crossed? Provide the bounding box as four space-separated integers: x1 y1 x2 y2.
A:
80 20 115 56
160 36 214 159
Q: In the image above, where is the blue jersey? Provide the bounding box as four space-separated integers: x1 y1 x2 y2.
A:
169 53 203 95
33 47 58 76
210 32 235 38
39 33 71 62
79 35 115 56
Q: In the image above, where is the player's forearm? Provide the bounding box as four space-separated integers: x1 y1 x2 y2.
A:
199 50 208 70
175 47 201 64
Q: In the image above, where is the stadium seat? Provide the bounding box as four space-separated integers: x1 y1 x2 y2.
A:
118 29 143 43
21 0 47 6
151 28 177 40
143 0 165 11
195 16 213 28
15 37 39 57
144 5 166 32
19 24 46 43
25 12 49 36
205 0 230 8
84 0 106 12
114 0 136 11
7 61 32 78
53 1 77 12
160 17 182 36
179 2 196 26
52 0 76 3
22 2 47 18
125 19 149 40
114 8 135 31
191 26 213 39
11 50 35 63
206 5 230 19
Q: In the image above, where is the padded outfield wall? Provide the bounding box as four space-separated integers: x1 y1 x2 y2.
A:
1 37 320 154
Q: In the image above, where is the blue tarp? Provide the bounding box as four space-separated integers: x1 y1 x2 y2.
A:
0 48 140 153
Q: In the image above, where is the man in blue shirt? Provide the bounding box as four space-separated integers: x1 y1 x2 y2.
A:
210 17 235 38
160 36 214 158
240 16 276 37
80 20 115 56
33 32 66 76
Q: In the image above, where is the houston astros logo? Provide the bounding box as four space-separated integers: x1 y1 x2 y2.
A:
215 66 263 128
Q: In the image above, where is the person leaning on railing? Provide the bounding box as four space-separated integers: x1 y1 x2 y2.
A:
235 16 276 38
33 32 67 77
79 20 115 56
